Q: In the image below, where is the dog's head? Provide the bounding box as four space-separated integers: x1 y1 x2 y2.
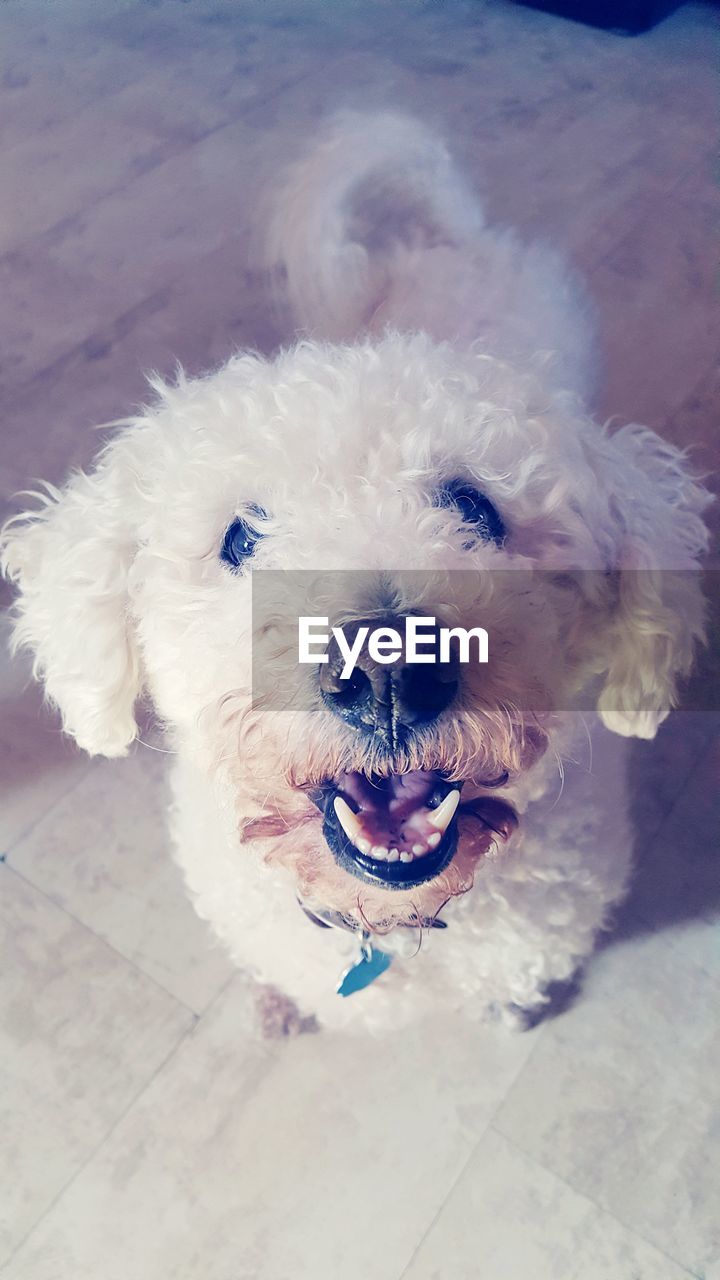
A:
2 335 709 928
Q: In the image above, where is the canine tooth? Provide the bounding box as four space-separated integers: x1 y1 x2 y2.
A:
399 851 413 863
387 848 400 862
428 789 460 832
334 796 362 841
412 843 426 856
372 845 389 860
427 832 442 848
356 837 371 855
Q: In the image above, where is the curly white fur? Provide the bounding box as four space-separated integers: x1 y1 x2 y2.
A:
1 113 710 1031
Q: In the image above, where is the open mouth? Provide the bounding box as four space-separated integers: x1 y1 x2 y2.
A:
318 769 516 889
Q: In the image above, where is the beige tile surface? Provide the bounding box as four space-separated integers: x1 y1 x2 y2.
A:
8 751 236 1014
1 113 176 256
591 173 720 428
402 1128 696 1280
0 1 717 1277
0 627 92 851
1 986 537 1280
493 926 720 1276
0 867 193 1264
626 708 718 837
0 7 154 152
624 723 720 977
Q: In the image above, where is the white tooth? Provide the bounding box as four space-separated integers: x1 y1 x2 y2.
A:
356 837 371 855
372 845 389 860
428 789 460 832
412 843 426 856
334 796 362 841
427 831 441 848
387 848 400 862
399 851 413 863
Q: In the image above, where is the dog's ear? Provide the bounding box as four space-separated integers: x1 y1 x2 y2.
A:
1 438 143 757
595 424 711 739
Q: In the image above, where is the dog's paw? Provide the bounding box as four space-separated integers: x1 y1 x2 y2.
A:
488 1001 538 1032
492 972 585 1031
255 984 319 1038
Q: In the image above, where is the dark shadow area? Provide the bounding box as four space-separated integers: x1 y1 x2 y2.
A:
607 689 719 951
0 681 84 795
511 0 683 35
518 971 586 1028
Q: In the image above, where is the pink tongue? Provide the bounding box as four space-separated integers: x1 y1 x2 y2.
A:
337 770 442 849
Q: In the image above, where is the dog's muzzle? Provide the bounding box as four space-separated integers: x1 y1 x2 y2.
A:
311 613 516 887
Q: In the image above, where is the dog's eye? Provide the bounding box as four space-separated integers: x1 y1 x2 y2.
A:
436 479 506 546
220 507 267 569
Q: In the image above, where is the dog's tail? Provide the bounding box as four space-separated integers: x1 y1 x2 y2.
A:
264 111 485 340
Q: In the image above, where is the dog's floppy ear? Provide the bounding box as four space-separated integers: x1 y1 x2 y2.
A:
1 437 143 758
596 424 711 739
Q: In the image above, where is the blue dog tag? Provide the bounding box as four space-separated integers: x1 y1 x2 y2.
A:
336 943 392 997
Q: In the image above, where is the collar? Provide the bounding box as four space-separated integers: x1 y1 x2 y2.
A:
297 897 448 934
297 895 448 998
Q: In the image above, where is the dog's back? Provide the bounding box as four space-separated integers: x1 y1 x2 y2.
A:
265 111 596 400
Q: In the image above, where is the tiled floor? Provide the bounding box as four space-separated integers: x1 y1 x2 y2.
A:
0 2 718 1277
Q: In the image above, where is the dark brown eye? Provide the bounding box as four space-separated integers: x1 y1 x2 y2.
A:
436 480 506 546
220 506 267 569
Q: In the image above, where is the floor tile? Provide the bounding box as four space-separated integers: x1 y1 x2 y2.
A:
9 750 236 1014
0 6 151 153
625 708 718 839
493 928 720 1277
621 723 720 976
0 117 269 398
0 632 92 852
402 1128 696 1280
0 867 192 1264
0 259 281 516
0 113 174 258
2 987 537 1280
589 173 720 429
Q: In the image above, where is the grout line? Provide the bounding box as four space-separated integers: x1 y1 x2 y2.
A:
635 717 717 847
0 683 227 1018
2 284 179 412
0 45 316 267
628 717 719 951
489 1124 706 1280
0 57 322 406
0 966 253 1275
0 0 411 278
4 9 710 405
395 1021 551 1280
0 1020 196 1274
2 751 94 855
2 861 207 1019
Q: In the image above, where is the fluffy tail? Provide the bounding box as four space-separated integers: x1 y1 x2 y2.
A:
264 111 484 340
264 110 596 399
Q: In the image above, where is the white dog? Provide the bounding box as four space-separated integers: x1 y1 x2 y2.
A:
2 113 710 1032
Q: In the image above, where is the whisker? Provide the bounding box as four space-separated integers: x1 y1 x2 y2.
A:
136 737 178 755
578 713 594 774
407 899 426 957
549 750 565 809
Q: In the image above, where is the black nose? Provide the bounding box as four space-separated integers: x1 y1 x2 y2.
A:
319 615 459 742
